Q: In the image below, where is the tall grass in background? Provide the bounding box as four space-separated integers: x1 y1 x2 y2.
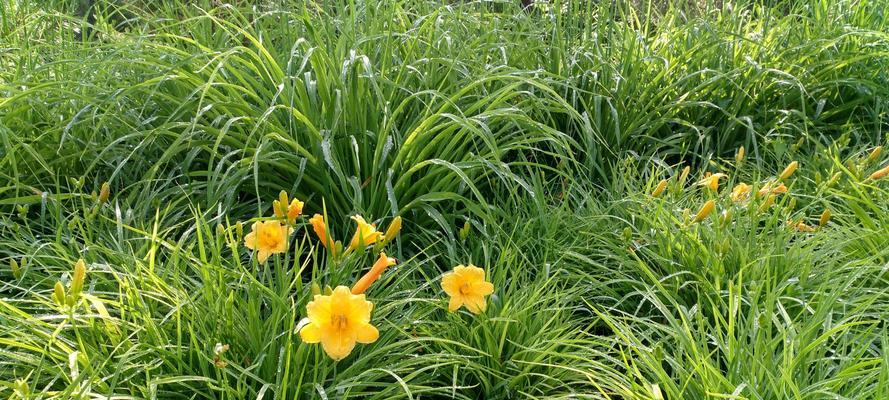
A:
3 0 887 230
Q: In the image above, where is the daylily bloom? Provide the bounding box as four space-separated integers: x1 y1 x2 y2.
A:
441 264 494 314
348 215 383 251
787 220 816 233
779 161 798 180
757 181 787 198
273 191 300 219
299 286 379 361
730 183 751 203
244 220 293 263
286 199 304 223
652 179 668 197
696 173 727 192
352 252 397 295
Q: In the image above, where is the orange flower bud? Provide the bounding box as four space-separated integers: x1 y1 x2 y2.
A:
869 164 889 180
351 252 397 295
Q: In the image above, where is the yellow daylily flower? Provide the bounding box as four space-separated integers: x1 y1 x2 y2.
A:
299 286 379 361
244 221 293 263
286 199 304 223
696 173 727 192
730 183 751 203
757 181 787 198
441 264 494 314
787 220 816 233
352 252 397 295
348 215 383 251
735 146 745 163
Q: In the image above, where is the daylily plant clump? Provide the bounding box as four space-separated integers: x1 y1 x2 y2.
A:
652 145 889 233
241 191 495 361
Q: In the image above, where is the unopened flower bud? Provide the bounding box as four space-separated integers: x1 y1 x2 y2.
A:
869 164 889 180
779 161 798 181
867 146 883 163
819 209 831 227
98 182 111 204
10 258 21 279
651 179 667 197
53 281 67 306
693 200 716 223
70 259 86 299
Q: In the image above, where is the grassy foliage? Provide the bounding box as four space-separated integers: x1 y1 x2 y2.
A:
1 0 888 399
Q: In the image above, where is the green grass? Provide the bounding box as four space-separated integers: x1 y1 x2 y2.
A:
1 0 888 398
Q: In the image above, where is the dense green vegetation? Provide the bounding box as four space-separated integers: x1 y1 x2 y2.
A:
1 0 887 398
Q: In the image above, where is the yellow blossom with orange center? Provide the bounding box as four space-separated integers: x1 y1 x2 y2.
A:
441 265 494 314
299 286 379 361
757 181 788 198
244 221 293 263
730 183 751 203
696 173 727 192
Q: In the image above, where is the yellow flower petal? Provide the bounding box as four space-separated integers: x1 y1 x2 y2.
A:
448 295 463 312
306 295 332 325
475 281 494 296
463 295 487 314
355 324 379 344
441 273 461 296
321 334 356 361
243 230 257 250
300 323 322 343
